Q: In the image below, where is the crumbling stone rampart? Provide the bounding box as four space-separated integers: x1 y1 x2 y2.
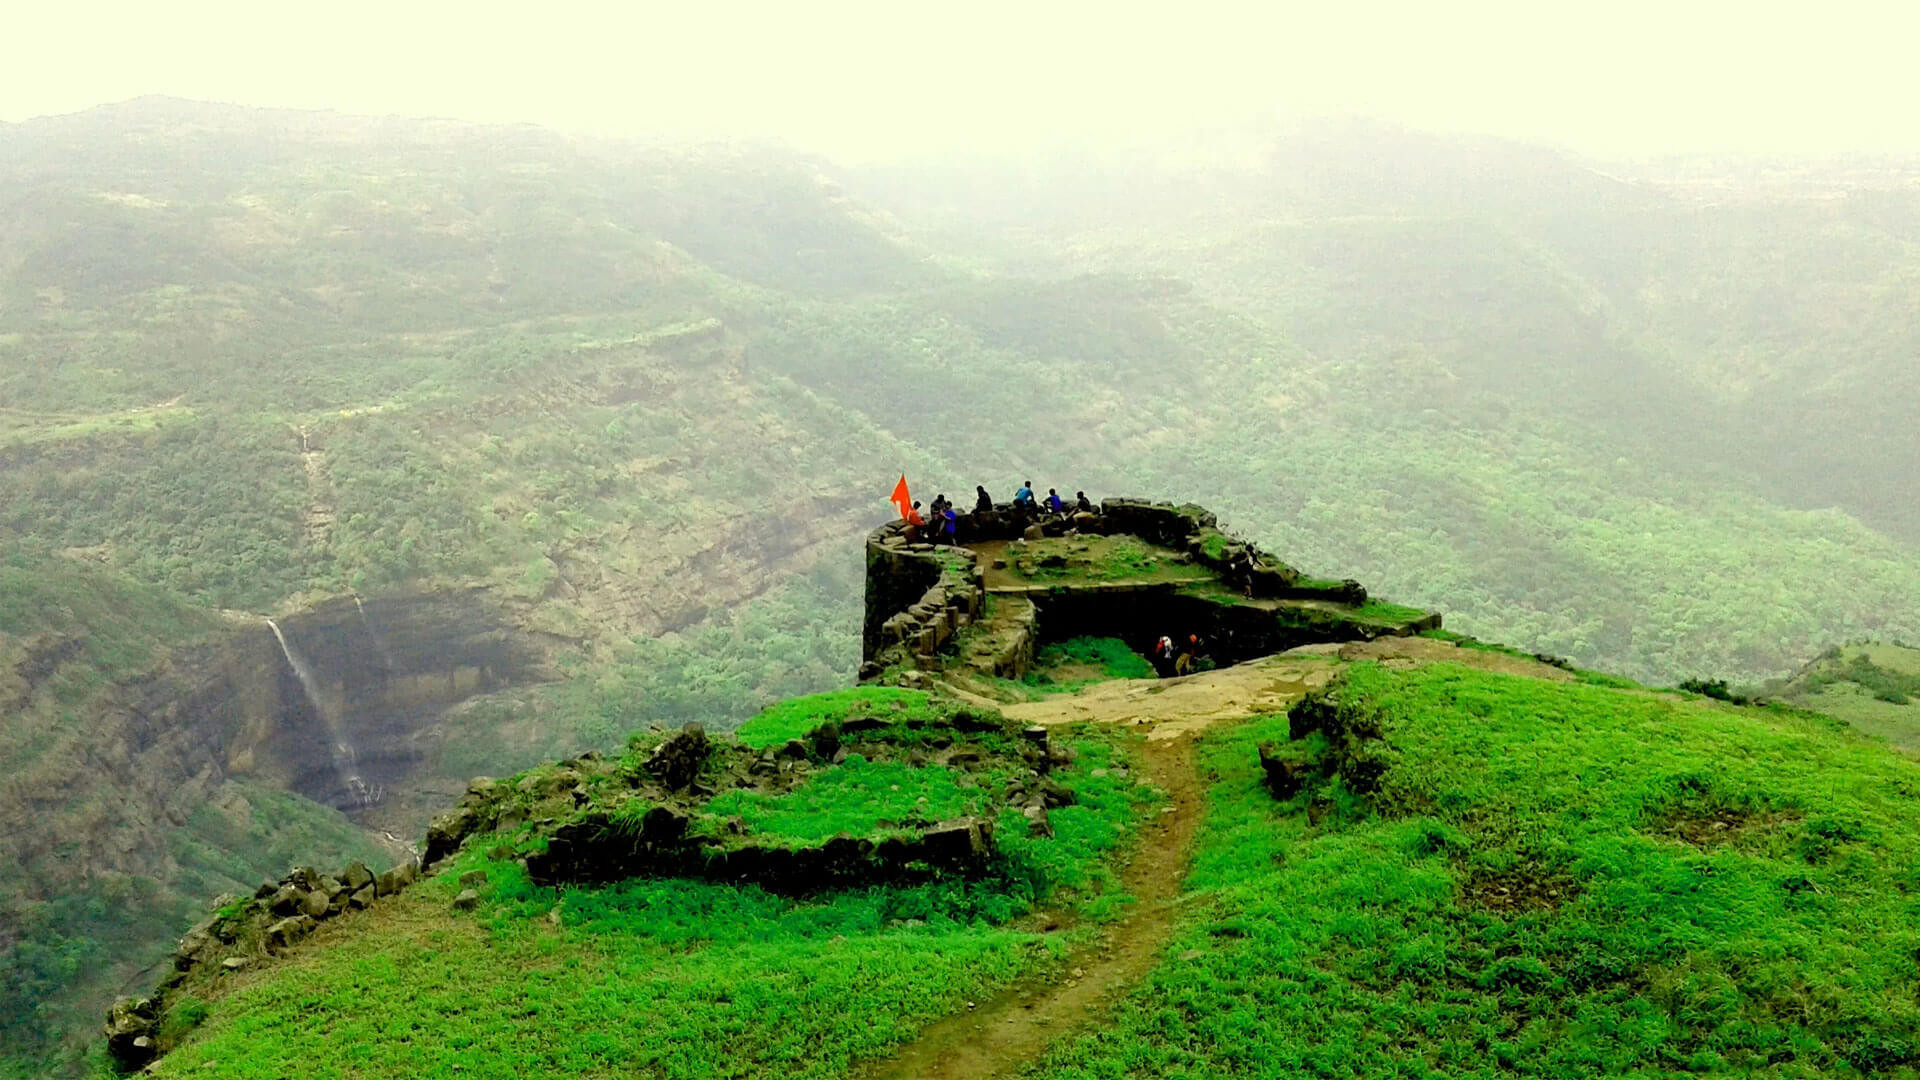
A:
104 855 421 1070
861 523 989 680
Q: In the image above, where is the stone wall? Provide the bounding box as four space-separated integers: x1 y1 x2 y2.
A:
104 853 422 1070
860 520 988 679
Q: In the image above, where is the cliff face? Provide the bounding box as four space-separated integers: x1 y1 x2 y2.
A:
0 586 556 1064
250 591 552 812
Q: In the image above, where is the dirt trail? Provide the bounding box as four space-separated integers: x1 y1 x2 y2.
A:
864 656 1349 1080
861 639 1581 1079
858 734 1206 1080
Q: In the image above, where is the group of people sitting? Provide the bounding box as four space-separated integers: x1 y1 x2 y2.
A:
1006 481 1095 517
902 481 1097 543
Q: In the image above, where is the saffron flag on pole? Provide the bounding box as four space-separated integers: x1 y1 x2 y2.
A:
889 475 912 521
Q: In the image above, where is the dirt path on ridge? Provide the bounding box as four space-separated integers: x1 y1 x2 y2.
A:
860 641 1578 1078
857 734 1206 1080
862 656 1355 1080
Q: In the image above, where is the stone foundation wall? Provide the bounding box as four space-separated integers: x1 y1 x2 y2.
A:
861 520 988 679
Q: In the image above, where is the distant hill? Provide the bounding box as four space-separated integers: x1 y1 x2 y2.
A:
1769 642 1920 751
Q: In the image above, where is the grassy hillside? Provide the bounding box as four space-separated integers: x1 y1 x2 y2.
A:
1035 664 1920 1077
137 689 1156 1079
136 655 1920 1078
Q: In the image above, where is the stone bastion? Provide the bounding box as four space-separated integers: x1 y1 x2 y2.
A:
861 498 1441 687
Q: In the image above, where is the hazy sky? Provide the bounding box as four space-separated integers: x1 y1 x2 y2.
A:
7 0 1920 160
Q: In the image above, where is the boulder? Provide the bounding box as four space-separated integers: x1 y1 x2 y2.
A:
104 997 159 1069
458 869 489 890
1258 742 1308 799
268 884 305 916
645 725 713 792
340 861 374 891
452 889 481 912
301 889 331 920
348 886 376 910
266 916 314 953
423 805 485 869
374 868 403 897
919 819 992 868
1022 804 1053 837
220 957 250 971
518 768 581 799
1034 777 1075 809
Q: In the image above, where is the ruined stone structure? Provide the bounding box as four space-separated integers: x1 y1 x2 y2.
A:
861 497 1438 685
104 854 422 1070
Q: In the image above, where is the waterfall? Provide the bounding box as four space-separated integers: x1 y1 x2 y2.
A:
266 618 376 809
353 595 397 670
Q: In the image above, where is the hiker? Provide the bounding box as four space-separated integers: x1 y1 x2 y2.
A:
905 500 925 542
1152 635 1177 678
1175 633 1203 676
1075 491 1094 513
941 504 958 544
930 493 950 521
974 485 994 514
1013 481 1036 510
1045 488 1066 514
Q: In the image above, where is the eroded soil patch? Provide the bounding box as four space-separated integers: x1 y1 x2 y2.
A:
1461 862 1583 914
1655 805 1804 851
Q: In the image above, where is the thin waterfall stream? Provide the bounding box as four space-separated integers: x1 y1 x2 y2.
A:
265 618 377 809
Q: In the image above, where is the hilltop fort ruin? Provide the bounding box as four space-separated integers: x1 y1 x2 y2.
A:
862 497 1440 691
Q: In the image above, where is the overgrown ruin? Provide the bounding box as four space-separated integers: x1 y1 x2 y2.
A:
861 497 1439 690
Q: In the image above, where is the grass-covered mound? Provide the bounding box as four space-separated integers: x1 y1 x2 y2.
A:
140 712 1154 1079
495 689 1066 888
1031 663 1920 1077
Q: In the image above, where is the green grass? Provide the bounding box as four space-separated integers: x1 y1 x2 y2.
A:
1004 537 1186 585
1030 663 1920 1078
148 733 1152 1079
1030 636 1154 683
1350 600 1433 625
733 687 965 749
702 759 1008 845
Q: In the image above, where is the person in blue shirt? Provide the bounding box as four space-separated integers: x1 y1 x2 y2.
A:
942 505 958 544
1045 488 1066 514
1013 481 1036 510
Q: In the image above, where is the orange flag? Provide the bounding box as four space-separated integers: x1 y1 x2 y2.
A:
889 475 912 521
